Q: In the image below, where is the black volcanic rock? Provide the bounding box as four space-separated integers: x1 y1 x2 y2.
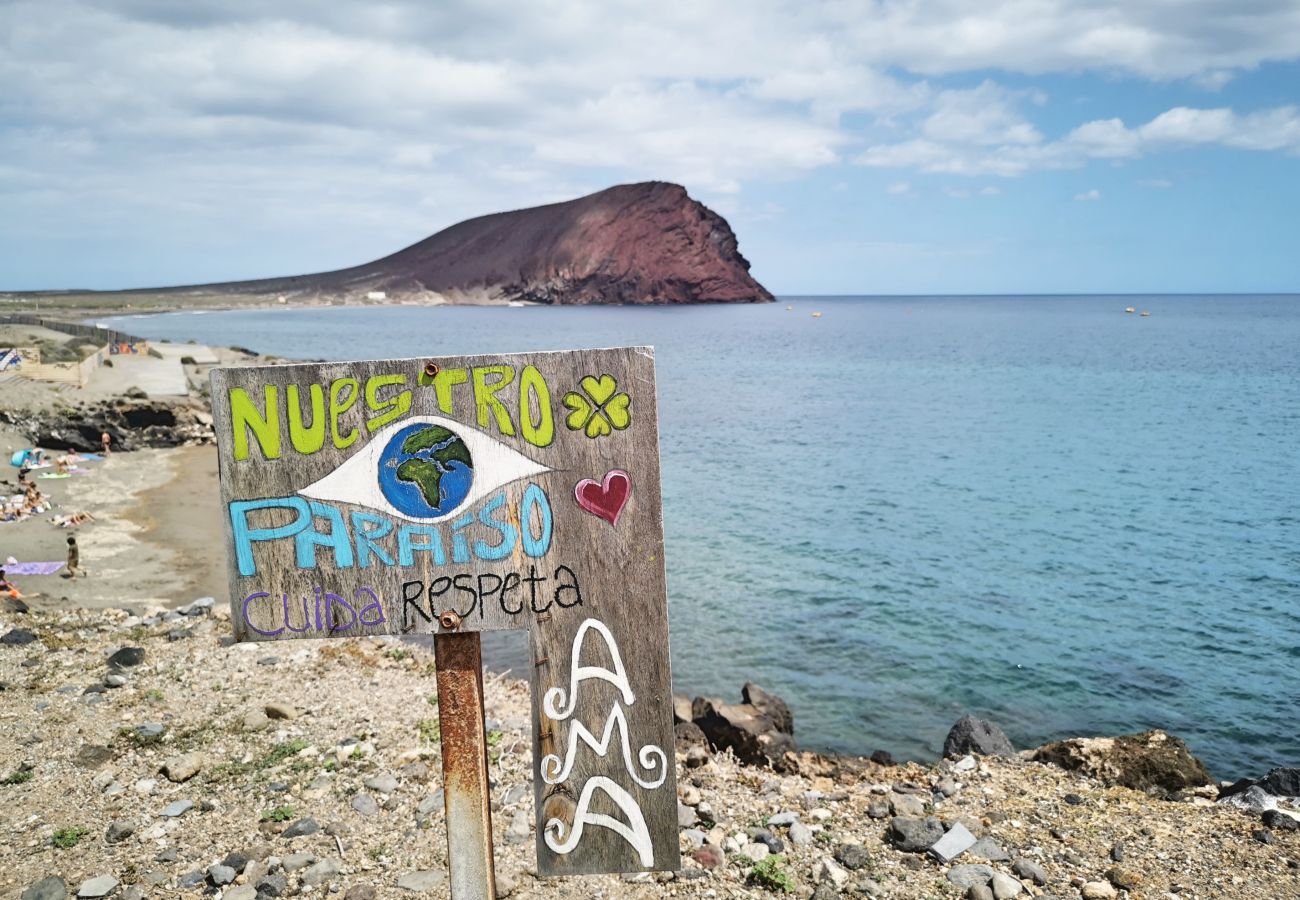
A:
126 182 774 306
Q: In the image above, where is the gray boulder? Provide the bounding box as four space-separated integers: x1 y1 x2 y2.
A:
887 815 945 852
943 715 1014 758
692 697 795 768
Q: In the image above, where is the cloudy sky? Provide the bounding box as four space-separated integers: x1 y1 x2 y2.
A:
3 0 1299 294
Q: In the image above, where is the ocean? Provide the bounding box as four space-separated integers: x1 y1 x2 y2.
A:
101 295 1300 778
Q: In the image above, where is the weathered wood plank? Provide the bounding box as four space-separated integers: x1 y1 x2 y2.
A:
210 347 679 876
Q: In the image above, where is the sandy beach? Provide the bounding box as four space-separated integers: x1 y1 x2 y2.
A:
1 430 226 612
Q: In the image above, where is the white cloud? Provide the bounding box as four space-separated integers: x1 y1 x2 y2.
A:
2 0 1300 285
886 181 912 195
859 103 1300 177
1074 188 1101 201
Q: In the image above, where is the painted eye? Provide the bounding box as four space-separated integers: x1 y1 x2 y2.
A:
298 416 550 523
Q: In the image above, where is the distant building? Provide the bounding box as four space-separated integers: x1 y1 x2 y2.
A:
366 291 387 301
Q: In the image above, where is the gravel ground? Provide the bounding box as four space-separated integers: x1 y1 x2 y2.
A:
1 606 1296 900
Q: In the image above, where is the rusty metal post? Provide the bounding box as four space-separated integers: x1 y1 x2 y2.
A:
435 630 497 900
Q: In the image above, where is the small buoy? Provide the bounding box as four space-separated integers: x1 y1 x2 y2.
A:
1124 306 1136 314
1140 310 1151 317
811 311 822 318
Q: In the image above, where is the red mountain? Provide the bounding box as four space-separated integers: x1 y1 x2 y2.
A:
168 182 774 305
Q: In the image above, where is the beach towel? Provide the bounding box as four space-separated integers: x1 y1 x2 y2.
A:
78 453 104 461
3 562 64 575
38 473 70 480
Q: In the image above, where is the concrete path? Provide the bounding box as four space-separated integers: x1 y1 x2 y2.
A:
89 353 188 397
151 342 219 365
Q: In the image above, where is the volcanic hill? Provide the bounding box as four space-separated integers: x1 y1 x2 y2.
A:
133 182 774 306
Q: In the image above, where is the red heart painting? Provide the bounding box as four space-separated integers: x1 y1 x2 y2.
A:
574 469 631 527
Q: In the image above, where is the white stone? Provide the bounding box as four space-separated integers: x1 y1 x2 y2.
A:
814 858 850 888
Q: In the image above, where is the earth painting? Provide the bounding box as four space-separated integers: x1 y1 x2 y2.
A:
377 422 475 518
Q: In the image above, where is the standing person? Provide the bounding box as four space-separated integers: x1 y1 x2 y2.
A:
100 431 112 455
65 536 80 578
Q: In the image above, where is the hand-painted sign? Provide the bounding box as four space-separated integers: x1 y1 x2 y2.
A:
211 348 678 877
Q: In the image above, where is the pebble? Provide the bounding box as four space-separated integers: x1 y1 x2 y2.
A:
1 628 38 646
691 844 725 869
890 792 926 817
1080 882 1118 899
224 887 257 900
105 820 134 843
1263 809 1300 831
160 799 193 817
342 887 376 900
417 791 444 816
178 871 205 888
282 817 320 838
953 755 977 772
135 722 164 739
264 701 299 720
160 751 205 782
946 864 995 889
740 842 770 862
120 888 143 900
283 852 315 872
813 858 850 888
243 709 271 731
364 773 399 794
1106 866 1142 890
103 675 127 688
1010 858 1048 885
834 843 871 870
788 822 814 846
504 811 530 844
76 877 118 899
751 829 784 853
767 810 799 827
301 859 341 886
496 871 518 897
681 828 706 848
21 876 66 900
867 800 891 818
968 836 1009 862
106 647 144 668
888 815 946 852
677 802 697 827
968 885 995 900
989 871 1023 899
351 793 380 816
396 870 446 892
207 864 236 886
134 778 156 795
256 874 287 896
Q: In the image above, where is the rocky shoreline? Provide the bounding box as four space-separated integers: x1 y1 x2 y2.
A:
2 606 1296 900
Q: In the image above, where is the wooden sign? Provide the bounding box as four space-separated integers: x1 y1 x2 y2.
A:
210 348 679 879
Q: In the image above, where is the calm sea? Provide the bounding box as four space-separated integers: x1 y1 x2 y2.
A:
101 295 1300 778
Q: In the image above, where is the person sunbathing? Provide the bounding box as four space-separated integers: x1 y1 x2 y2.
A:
0 569 22 599
51 511 94 527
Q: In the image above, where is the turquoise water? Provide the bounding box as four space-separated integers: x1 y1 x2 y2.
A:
102 295 1300 777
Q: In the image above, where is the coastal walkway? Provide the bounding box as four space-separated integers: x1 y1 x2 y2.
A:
151 342 219 365
90 353 188 398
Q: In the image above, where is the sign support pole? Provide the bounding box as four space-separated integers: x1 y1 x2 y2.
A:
435 629 498 900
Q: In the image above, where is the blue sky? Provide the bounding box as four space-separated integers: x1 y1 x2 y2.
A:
2 1 1298 294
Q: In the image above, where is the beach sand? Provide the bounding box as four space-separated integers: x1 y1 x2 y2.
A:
1 425 225 611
